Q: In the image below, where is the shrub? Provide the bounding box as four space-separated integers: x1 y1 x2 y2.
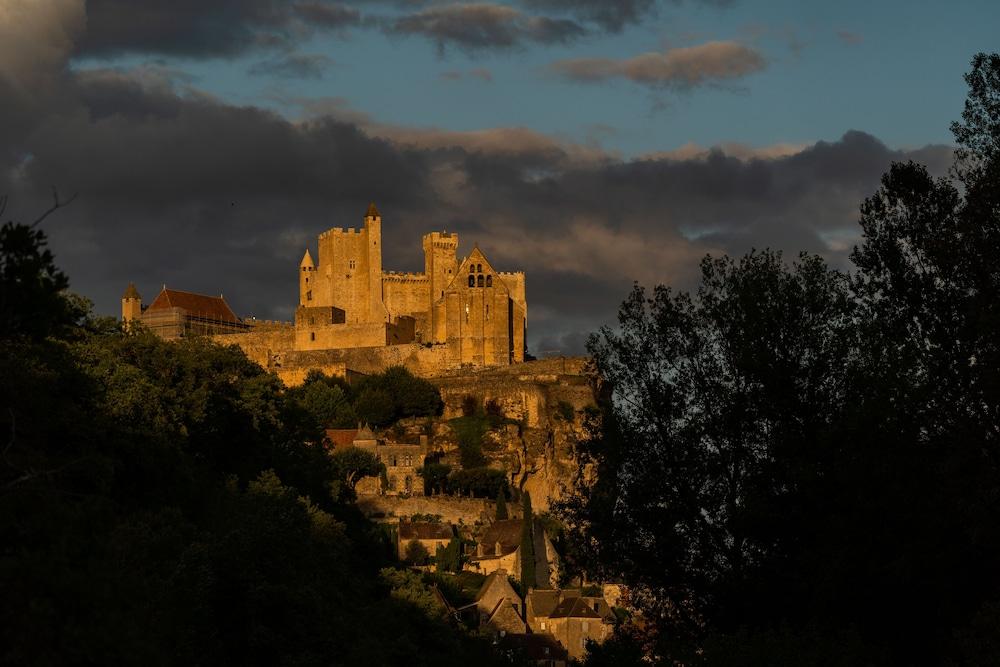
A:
461 394 479 417
404 539 430 565
448 467 507 498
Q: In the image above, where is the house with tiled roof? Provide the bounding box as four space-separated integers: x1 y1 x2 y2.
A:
397 521 454 561
121 284 250 339
532 591 612 661
472 569 526 635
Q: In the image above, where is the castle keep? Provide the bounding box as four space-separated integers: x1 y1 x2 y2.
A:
123 203 527 378
296 203 526 367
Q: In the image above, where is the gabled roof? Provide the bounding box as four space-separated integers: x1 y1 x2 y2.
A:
475 569 522 606
354 422 378 442
324 429 358 451
475 519 523 558
399 521 454 541
526 589 561 618
445 246 513 294
146 288 239 322
549 596 601 619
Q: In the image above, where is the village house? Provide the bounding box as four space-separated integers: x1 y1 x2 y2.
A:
470 569 526 635
397 521 454 561
465 517 560 588
325 424 429 496
525 590 614 662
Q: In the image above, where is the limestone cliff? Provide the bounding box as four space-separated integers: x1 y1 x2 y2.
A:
405 357 596 512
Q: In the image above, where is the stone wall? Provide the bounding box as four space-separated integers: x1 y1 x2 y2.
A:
356 495 491 525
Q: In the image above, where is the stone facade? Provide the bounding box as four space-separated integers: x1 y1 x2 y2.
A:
121 284 251 339
294 203 527 369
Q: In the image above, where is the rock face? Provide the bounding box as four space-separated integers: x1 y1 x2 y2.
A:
423 357 596 512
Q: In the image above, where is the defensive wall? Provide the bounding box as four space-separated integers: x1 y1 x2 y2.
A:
356 494 492 525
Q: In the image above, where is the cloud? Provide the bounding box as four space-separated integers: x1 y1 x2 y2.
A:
386 3 586 53
0 3 956 353
550 40 766 89
520 0 656 32
249 53 334 79
640 141 809 162
836 30 863 45
75 0 361 58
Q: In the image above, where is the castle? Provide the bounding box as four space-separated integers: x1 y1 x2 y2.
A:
296 202 526 367
123 203 527 379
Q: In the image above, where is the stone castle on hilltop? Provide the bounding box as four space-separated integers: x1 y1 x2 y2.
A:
123 203 527 380
296 202 526 366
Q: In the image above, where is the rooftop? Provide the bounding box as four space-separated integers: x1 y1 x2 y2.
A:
146 287 239 323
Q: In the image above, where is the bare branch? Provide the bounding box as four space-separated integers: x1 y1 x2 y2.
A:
30 186 78 228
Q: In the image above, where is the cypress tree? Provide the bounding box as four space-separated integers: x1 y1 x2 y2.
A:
520 492 535 589
495 489 508 520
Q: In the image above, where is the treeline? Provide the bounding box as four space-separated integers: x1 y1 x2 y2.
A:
0 223 509 664
562 53 1000 665
287 365 443 431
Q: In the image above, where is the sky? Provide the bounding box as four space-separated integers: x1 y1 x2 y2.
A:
1 0 995 354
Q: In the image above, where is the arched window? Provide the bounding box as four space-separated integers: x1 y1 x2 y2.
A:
477 263 482 273
469 264 475 273
477 275 484 287
486 275 492 287
468 275 475 287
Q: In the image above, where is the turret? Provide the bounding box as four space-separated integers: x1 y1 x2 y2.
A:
299 249 315 306
364 202 388 321
121 282 142 324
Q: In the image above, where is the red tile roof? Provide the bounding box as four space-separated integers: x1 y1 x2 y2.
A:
146 288 239 322
399 521 455 541
325 429 359 451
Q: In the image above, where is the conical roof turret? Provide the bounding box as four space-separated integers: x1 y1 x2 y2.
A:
300 249 314 268
122 282 141 300
365 201 380 218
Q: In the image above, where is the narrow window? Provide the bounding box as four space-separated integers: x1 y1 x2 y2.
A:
468 275 475 287
486 304 489 320
477 263 482 272
469 264 475 274
310 332 315 341
486 275 492 287
477 275 484 287
306 290 312 301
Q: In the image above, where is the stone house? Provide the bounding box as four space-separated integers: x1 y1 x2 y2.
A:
466 519 523 579
525 590 613 662
397 521 454 561
121 284 250 339
344 424 429 496
471 569 526 635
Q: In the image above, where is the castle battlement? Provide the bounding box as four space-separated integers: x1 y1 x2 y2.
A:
383 271 429 282
295 203 526 370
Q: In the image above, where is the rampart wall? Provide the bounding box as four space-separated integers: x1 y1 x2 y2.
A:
356 494 491 525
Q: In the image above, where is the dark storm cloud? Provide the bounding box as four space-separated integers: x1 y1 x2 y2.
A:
385 3 586 53
76 0 361 58
249 53 334 79
0 4 954 350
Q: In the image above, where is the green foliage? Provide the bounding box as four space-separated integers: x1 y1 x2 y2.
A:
405 539 431 565
560 53 1000 665
520 492 535 589
555 400 575 422
435 537 462 573
0 224 510 666
447 467 508 498
449 414 488 468
286 366 442 430
495 488 508 520
328 446 383 501
418 462 452 495
461 394 479 417
0 221 82 341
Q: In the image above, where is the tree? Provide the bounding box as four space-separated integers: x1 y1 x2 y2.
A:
435 537 462 573
558 53 1000 664
418 462 451 495
328 446 383 500
495 489 508 520
405 539 430 565
520 492 535 589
